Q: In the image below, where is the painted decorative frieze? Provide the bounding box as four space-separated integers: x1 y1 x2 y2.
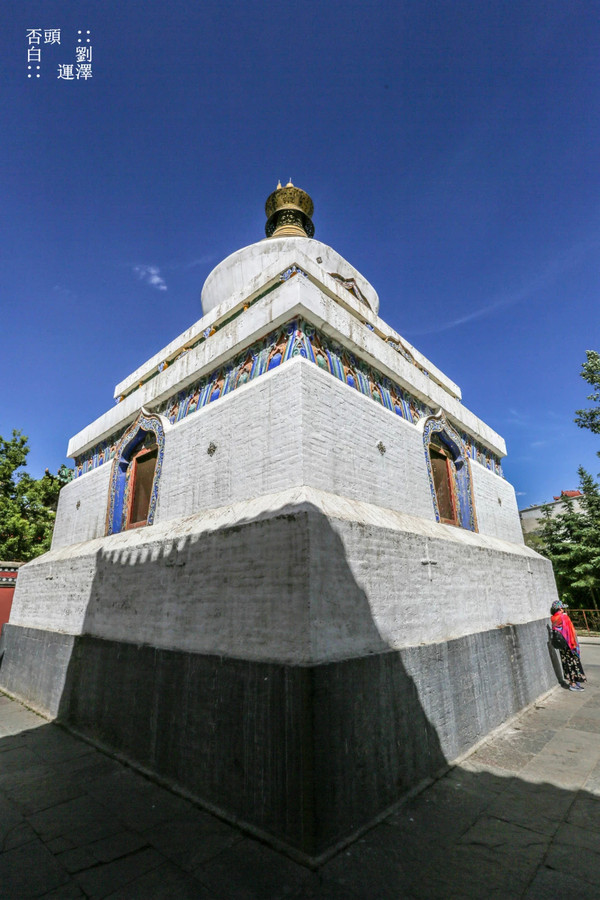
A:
73 432 125 479
73 318 504 480
113 264 438 406
458 430 503 476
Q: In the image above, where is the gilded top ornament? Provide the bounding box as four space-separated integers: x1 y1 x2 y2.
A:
265 181 315 238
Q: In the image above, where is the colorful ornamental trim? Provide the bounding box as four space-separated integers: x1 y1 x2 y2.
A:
74 432 125 479
74 319 504 480
0 565 19 587
422 414 478 532
105 411 166 535
156 318 437 429
112 267 308 406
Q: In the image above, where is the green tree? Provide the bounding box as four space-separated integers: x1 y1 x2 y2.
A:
537 470 600 610
575 351 600 438
535 349 600 609
0 431 71 562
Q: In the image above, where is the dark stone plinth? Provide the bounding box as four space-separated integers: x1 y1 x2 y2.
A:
0 626 75 718
0 620 555 862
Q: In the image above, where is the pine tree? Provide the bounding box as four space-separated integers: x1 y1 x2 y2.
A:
536 350 600 610
536 484 599 610
570 467 600 611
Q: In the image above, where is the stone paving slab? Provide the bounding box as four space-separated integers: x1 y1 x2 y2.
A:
0 645 599 898
524 865 600 900
103 860 216 899
0 839 72 896
142 810 244 870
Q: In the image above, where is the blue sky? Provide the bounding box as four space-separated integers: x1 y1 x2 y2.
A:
2 0 599 507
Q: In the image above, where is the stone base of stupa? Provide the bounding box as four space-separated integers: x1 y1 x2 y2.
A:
0 195 562 861
1 486 557 862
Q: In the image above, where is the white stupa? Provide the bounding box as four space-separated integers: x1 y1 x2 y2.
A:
1 183 558 862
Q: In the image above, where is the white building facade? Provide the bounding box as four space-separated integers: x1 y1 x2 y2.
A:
520 490 583 535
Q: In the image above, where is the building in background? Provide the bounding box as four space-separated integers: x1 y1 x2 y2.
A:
520 490 583 536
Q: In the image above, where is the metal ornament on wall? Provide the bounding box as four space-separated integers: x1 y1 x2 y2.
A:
421 411 478 532
105 410 168 536
328 273 369 307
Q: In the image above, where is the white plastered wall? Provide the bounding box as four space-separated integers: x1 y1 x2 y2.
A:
471 463 524 545
51 357 520 551
51 465 112 551
158 359 437 526
10 487 556 663
155 362 306 523
298 361 435 521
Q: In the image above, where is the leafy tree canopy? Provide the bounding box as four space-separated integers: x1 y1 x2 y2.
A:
536 469 600 610
0 431 72 562
575 351 600 439
533 350 600 610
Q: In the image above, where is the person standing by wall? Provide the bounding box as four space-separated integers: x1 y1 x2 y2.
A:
551 600 587 691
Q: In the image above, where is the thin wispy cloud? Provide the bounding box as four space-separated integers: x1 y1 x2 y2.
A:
52 284 77 299
183 254 217 270
506 408 530 426
134 265 168 291
407 236 599 337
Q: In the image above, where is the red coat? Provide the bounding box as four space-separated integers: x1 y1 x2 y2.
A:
551 610 579 653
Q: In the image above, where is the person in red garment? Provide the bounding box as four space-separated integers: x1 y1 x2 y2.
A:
551 600 586 691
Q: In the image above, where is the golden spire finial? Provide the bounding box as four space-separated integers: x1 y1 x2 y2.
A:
264 181 315 238
276 179 282 189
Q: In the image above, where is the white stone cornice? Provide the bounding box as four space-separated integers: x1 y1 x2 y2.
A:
114 243 460 402
67 275 506 460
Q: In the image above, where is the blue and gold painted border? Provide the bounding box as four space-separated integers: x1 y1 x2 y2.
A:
422 414 478 532
74 318 504 481
105 412 166 535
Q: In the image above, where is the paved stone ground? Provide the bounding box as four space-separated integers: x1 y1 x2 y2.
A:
1 643 600 899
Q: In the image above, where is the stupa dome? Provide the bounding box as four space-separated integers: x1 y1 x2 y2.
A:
200 183 379 316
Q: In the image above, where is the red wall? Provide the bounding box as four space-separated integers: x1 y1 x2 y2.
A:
0 586 15 628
